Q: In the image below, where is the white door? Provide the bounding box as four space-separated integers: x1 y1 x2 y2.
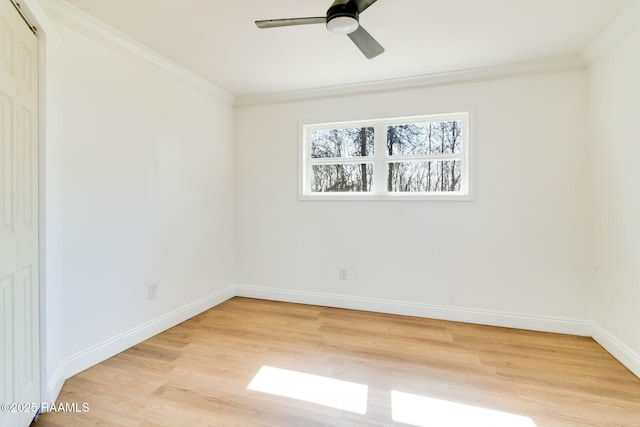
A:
0 1 40 426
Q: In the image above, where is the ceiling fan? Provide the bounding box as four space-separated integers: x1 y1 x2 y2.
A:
255 0 384 59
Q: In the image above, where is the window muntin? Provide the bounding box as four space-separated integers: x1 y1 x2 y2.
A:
302 113 469 199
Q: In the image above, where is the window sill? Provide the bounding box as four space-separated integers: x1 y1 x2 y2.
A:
298 192 475 202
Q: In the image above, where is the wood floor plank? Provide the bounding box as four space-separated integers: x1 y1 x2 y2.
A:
35 297 640 426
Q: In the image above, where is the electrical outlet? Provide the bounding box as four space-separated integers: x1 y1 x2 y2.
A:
148 283 158 300
339 268 348 280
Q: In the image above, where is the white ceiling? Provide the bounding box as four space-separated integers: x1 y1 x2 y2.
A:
62 0 633 96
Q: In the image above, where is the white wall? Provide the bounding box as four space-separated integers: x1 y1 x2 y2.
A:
30 0 236 398
235 71 593 326
589 22 640 369
55 20 235 354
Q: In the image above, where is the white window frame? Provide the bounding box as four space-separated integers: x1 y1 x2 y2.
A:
299 112 472 201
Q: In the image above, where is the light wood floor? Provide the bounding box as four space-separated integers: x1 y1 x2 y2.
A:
36 297 640 426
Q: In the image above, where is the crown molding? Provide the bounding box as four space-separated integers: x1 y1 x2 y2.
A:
234 55 586 107
582 0 640 64
39 0 235 105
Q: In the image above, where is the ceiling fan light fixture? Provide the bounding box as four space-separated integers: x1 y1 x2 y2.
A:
327 16 359 34
255 0 384 59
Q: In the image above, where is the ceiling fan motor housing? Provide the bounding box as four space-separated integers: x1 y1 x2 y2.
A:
326 1 359 34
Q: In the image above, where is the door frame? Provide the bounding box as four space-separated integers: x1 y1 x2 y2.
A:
10 0 49 406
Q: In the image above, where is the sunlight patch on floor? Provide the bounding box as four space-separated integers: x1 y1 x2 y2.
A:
247 366 368 414
391 390 537 427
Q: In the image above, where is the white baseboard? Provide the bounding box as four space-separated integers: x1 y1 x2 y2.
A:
235 285 593 336
591 322 640 379
62 286 236 381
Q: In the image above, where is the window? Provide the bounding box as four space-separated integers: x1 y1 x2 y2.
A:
300 113 470 199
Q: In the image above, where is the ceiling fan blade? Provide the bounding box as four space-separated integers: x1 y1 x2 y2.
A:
347 25 384 59
255 17 326 29
350 0 378 14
